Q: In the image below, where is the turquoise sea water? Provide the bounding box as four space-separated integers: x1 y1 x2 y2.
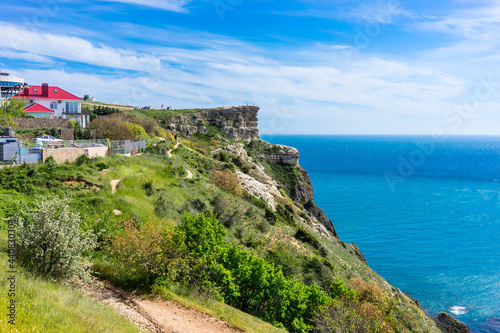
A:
261 135 500 333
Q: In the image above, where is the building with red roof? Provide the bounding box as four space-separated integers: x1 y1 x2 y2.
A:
13 83 88 127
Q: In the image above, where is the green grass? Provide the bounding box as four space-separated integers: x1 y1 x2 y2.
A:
0 231 145 333
137 107 214 120
0 138 442 333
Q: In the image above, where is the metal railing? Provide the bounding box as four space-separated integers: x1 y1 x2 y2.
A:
13 138 146 164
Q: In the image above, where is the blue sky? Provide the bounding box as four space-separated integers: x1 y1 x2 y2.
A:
2 0 500 134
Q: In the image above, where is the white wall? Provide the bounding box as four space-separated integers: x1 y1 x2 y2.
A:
30 99 81 118
26 112 53 118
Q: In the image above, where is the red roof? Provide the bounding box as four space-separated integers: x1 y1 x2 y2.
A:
24 103 54 113
14 83 82 100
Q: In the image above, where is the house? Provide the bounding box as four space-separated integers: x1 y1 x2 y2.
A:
0 72 25 99
13 83 89 128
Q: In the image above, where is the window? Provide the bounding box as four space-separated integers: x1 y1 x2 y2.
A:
65 102 78 113
50 102 57 109
33 88 38 92
54 89 58 93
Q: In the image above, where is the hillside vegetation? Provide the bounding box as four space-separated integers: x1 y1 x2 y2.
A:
0 105 443 333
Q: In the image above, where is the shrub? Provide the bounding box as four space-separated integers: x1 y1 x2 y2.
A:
277 204 296 226
256 220 270 233
266 243 302 277
125 121 149 140
175 212 330 332
213 151 230 162
265 207 277 223
252 197 267 209
210 170 242 196
155 193 175 217
349 278 388 313
295 227 321 250
47 126 61 138
75 154 91 166
107 219 178 285
142 180 154 196
312 297 390 333
16 195 97 281
88 117 135 140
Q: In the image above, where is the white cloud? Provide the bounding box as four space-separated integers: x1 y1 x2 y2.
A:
415 3 500 40
4 17 496 135
0 48 53 64
277 0 413 24
97 0 193 13
1 22 161 72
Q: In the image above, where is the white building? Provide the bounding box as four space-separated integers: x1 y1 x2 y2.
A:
13 83 89 128
0 72 25 99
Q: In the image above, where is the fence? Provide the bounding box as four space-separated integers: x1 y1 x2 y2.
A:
14 139 146 164
108 139 146 155
30 139 110 149
17 148 42 164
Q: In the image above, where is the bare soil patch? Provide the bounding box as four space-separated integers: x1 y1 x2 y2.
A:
111 179 122 194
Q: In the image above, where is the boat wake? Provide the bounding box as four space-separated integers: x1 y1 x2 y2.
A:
449 306 468 315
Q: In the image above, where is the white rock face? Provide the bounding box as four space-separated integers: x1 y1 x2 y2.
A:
309 216 331 240
223 144 282 197
236 171 276 211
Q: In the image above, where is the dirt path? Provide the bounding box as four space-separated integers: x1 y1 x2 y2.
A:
138 298 241 333
167 142 180 158
83 283 161 332
110 179 121 194
84 283 241 333
185 169 193 179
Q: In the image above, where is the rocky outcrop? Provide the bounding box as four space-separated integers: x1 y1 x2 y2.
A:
256 145 299 166
170 124 207 136
236 171 276 211
167 106 259 141
349 243 367 264
434 313 471 333
223 143 282 198
295 167 337 237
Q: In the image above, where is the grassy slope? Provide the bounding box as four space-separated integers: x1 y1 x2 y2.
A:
0 231 145 333
0 110 442 332
0 151 291 332
82 100 212 119
97 150 440 332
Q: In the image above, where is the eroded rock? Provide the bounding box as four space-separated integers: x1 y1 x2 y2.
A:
236 171 276 211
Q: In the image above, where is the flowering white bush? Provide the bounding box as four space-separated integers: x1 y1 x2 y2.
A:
17 195 96 281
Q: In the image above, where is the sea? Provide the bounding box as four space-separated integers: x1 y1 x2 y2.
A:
261 135 500 333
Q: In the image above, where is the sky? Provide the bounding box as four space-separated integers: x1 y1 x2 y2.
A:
1 0 500 135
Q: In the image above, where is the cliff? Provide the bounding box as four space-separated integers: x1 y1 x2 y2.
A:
166 106 259 141
163 105 465 333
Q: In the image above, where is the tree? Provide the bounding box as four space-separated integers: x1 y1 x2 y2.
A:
0 97 28 127
83 94 89 101
210 169 242 196
16 195 97 281
88 117 135 140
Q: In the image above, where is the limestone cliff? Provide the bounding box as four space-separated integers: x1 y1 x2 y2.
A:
167 106 259 141
244 139 337 237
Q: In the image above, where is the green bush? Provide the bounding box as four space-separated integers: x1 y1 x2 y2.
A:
174 212 330 332
142 180 154 196
125 122 149 140
75 154 91 166
16 195 97 281
252 197 267 209
295 227 321 250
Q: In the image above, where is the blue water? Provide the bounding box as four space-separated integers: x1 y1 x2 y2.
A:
261 135 500 333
